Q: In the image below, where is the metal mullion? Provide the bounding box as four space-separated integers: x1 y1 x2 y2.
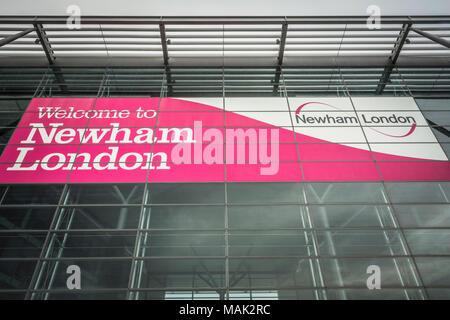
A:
126 70 165 300
42 209 76 300
221 24 229 301
282 68 328 299
344 67 431 299
28 72 108 299
25 184 69 300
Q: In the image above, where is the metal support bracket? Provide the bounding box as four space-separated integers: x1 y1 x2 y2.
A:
376 22 411 94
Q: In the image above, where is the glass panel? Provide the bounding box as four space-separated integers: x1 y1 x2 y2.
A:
415 257 450 286
146 183 224 204
395 204 450 227
310 205 396 228
229 258 318 289
0 232 46 258
320 257 420 288
0 206 56 230
46 231 136 257
54 206 141 230
405 230 450 255
0 260 37 289
306 183 387 204
64 184 144 205
228 205 310 229
131 258 225 289
317 230 407 256
136 231 225 257
143 205 225 229
33 259 132 289
229 230 315 257
1 185 64 205
227 182 304 204
385 182 450 203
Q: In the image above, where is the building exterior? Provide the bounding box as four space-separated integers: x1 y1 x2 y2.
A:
0 16 449 300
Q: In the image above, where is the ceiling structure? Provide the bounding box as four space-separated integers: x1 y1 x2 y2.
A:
0 16 449 96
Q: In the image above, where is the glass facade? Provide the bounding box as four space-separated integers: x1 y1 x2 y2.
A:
0 16 450 300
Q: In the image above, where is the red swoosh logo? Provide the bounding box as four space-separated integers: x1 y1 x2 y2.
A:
295 102 417 138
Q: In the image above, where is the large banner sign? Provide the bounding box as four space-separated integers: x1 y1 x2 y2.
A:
0 97 449 183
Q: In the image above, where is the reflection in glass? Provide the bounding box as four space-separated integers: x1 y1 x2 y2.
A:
146 183 224 204
386 182 450 203
228 258 322 289
320 257 421 288
0 206 56 230
228 230 315 257
130 258 225 291
45 231 136 257
317 230 407 256
0 232 46 258
1 185 64 205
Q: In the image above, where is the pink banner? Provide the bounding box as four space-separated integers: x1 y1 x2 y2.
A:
0 97 449 183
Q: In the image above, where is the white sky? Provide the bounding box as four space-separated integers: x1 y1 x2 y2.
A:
1 0 449 16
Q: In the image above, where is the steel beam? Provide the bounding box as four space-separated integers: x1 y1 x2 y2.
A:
0 27 34 47
376 22 411 95
159 22 172 91
273 20 288 92
1 16 450 25
34 23 55 65
427 119 450 137
411 27 450 48
34 23 67 92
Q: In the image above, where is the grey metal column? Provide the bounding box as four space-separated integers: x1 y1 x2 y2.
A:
376 23 412 95
33 23 67 92
411 27 450 48
0 27 35 47
273 19 288 93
